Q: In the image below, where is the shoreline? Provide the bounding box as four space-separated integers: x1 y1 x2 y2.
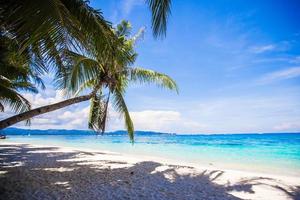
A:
2 141 299 179
2 141 300 181
1 142 300 200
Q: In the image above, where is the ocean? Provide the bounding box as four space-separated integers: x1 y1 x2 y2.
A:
2 128 300 176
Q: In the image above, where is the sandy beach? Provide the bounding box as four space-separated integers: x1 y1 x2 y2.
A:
0 142 299 200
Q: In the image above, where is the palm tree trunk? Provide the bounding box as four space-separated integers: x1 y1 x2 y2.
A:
0 94 93 130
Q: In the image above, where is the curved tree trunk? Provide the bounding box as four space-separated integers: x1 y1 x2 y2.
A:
0 94 93 130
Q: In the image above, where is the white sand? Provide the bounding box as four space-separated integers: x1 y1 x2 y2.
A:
0 142 299 200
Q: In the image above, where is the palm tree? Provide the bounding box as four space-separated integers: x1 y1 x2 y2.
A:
0 21 178 141
0 0 171 114
0 0 171 71
0 0 117 88
0 0 173 140
0 0 117 119
0 35 44 117
64 20 178 140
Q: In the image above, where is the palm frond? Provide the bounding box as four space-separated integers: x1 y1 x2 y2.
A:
12 81 38 94
62 50 102 95
74 79 96 97
97 93 109 134
88 93 109 134
0 103 4 112
112 89 134 142
131 27 146 46
146 0 171 38
0 85 31 113
1 0 117 79
88 95 100 130
0 35 43 114
116 20 132 37
128 67 178 93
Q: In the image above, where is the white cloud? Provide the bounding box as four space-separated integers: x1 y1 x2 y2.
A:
130 110 205 133
180 95 300 133
107 0 145 26
1 89 90 130
257 66 300 84
14 105 90 130
106 109 206 133
273 122 300 132
250 44 276 54
5 90 205 133
23 90 64 108
122 0 143 16
106 95 300 134
289 56 300 64
3 88 300 134
249 41 290 54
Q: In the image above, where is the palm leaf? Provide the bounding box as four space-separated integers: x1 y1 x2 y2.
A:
116 20 132 37
73 79 96 97
112 89 134 142
0 85 31 113
97 93 109 134
62 50 103 95
0 103 4 112
128 67 178 93
1 0 117 79
88 93 110 134
146 0 171 38
88 96 100 130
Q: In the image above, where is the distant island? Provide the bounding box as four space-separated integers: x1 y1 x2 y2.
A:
1 127 299 136
1 128 171 136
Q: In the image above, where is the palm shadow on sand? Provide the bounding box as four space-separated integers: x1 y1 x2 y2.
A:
0 144 299 200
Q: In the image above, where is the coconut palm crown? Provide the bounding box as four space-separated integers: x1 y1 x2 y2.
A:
63 21 178 141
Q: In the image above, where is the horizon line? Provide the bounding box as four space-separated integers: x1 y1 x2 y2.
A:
3 127 300 135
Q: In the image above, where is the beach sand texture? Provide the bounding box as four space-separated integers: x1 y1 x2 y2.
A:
0 143 299 200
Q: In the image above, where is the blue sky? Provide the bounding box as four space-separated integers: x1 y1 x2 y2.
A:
4 0 300 133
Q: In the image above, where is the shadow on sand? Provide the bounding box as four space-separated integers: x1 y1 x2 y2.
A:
0 144 299 200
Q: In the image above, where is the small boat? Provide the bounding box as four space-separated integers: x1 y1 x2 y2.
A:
0 135 6 139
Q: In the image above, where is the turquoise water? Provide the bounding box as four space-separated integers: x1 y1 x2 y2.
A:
2 129 300 176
